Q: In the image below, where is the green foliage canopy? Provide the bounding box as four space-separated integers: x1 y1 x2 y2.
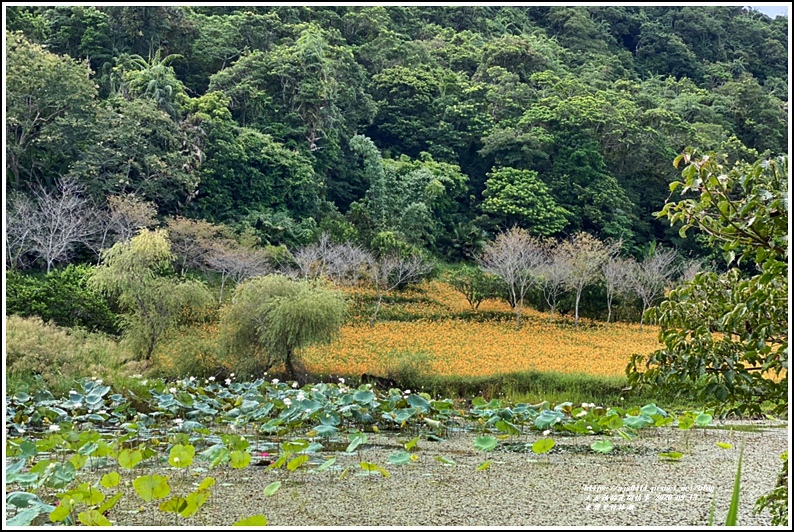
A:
627 151 788 416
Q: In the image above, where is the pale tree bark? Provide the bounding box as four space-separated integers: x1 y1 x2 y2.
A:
478 226 545 330
628 247 678 330
367 253 432 328
557 232 611 329
26 178 98 273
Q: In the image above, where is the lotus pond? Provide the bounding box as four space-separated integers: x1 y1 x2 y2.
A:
5 377 786 526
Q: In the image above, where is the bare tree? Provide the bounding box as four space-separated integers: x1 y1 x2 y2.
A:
206 239 272 304
677 257 706 284
478 226 545 330
602 254 633 324
86 194 159 261
368 253 432 327
166 216 230 276
106 194 159 243
26 178 97 272
290 233 332 280
627 246 678 330
538 240 570 323
6 191 36 269
324 242 373 287
557 232 610 328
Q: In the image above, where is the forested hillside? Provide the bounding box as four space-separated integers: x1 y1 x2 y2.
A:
6 5 788 266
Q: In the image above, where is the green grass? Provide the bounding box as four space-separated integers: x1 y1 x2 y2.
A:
341 369 701 412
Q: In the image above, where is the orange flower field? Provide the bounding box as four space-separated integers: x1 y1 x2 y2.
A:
301 281 662 378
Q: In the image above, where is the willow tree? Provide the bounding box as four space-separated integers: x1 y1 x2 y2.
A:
89 228 212 361
220 274 347 380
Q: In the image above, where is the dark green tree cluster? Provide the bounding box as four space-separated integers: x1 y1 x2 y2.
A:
6 6 788 266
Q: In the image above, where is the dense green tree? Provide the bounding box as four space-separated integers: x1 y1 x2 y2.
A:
186 92 321 223
481 167 569 236
66 96 202 214
121 49 188 117
6 265 120 335
6 31 97 189
6 6 788 273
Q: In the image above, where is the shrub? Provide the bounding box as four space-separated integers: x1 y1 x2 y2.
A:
6 315 130 396
442 265 504 309
6 264 120 334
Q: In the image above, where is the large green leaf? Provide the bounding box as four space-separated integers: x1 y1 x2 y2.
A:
133 475 171 502
263 481 282 497
7 505 54 526
495 419 521 436
677 414 695 430
159 497 189 514
387 451 412 465
97 493 123 515
533 410 564 429
181 490 210 518
169 444 195 469
234 515 268 526
46 462 76 489
591 440 614 454
473 435 498 452
286 454 308 471
532 438 555 455
117 449 143 470
354 390 375 404
346 433 368 454
695 412 713 427
406 394 431 412
230 450 252 469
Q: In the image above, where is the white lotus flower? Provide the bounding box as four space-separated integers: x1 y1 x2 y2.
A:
208 376 216 382
272 378 279 385
338 377 345 384
542 430 551 436
225 378 231 385
169 387 177 394
283 398 292 406
49 424 60 432
292 382 299 389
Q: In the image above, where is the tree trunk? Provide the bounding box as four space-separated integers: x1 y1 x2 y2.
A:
218 272 228 305
606 293 613 324
574 290 581 329
515 298 523 330
369 292 384 328
285 347 297 381
639 302 647 331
